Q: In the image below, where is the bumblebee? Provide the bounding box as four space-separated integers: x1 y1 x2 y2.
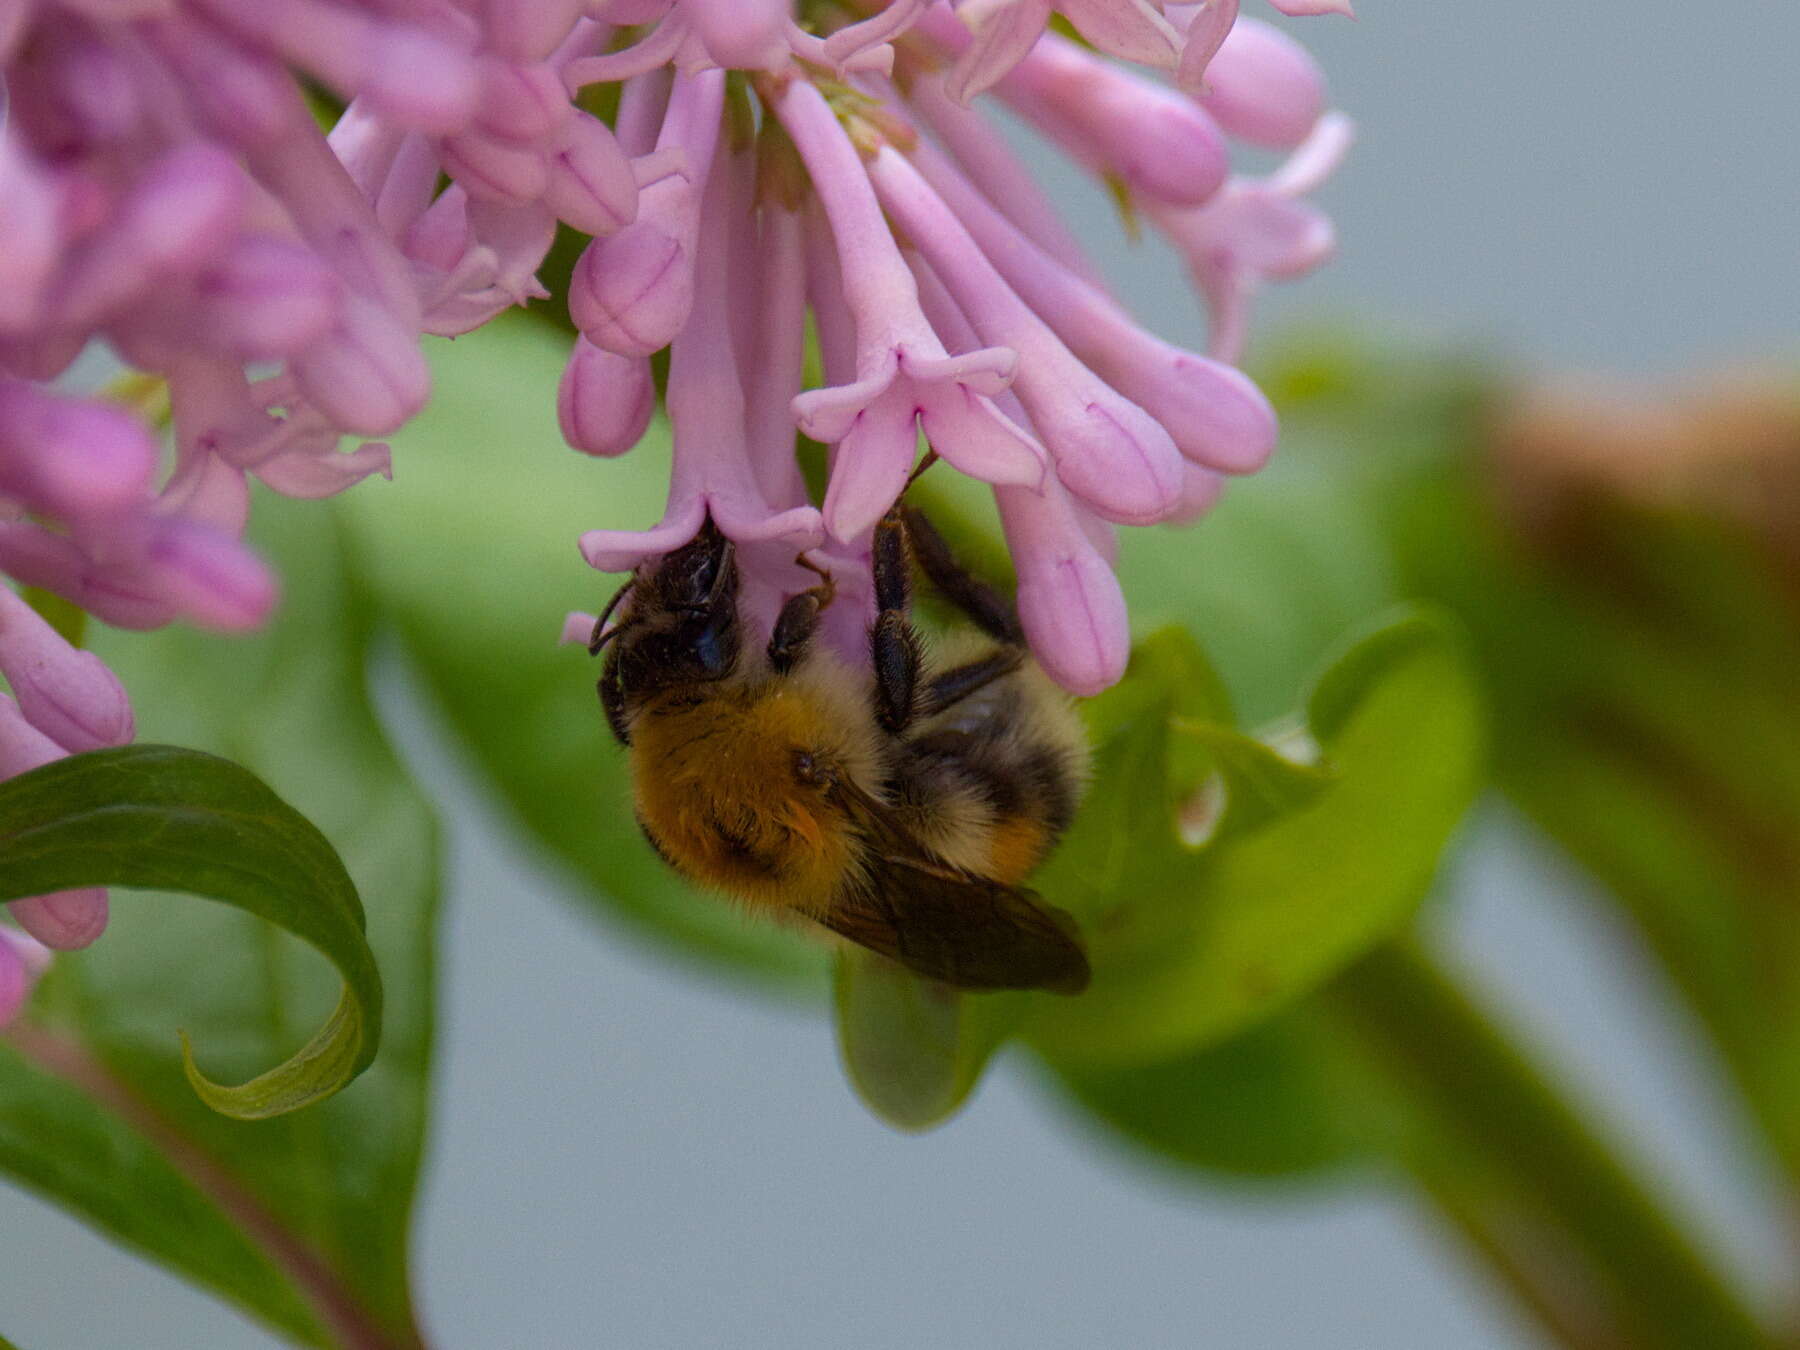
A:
590 503 1091 994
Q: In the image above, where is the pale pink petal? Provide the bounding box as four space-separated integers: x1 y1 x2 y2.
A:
945 0 1052 104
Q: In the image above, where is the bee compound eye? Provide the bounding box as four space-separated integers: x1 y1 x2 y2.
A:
791 749 823 786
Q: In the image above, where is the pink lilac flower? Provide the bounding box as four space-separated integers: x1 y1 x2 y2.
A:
1152 112 1354 364
3 2 1354 864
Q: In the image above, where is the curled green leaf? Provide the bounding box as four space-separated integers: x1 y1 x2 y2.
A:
0 745 382 1119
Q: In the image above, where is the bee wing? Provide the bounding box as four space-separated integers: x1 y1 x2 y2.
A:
822 857 1091 995
819 777 1088 993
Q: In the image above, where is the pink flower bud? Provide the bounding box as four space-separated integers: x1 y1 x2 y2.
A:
140 15 310 151
475 57 572 144
996 478 1130 696
1196 16 1325 150
439 129 552 205
542 111 638 236
569 69 722 356
0 522 175 632
8 890 109 952
142 518 279 632
247 120 423 330
1165 461 1227 524
0 584 135 752
0 134 61 332
191 235 341 360
0 381 159 522
51 145 248 330
291 294 430 436
559 337 655 456
1000 33 1229 207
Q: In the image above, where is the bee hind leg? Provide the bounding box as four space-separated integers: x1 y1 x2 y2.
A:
898 504 1023 645
918 647 1024 718
767 553 837 675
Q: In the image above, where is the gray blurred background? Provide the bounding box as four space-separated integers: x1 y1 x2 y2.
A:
6 3 1798 1346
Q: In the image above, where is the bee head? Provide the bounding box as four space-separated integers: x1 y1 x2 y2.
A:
601 520 744 721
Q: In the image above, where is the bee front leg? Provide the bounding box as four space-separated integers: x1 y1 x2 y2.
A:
871 508 923 735
767 554 837 675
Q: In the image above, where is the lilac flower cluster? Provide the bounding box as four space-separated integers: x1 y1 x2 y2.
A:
562 3 1352 693
0 0 1348 981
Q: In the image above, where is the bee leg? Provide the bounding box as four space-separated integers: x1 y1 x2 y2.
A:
918 647 1025 718
872 508 924 735
897 504 1023 646
767 554 836 675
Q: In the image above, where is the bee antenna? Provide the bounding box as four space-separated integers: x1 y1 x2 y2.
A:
588 616 639 655
588 579 637 655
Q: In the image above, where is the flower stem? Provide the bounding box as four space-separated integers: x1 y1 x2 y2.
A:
1327 939 1773 1350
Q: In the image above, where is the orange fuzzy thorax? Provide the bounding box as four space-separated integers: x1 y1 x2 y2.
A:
629 679 871 914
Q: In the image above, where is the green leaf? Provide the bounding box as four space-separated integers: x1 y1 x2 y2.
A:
1029 607 1485 1066
1045 1004 1376 1177
336 315 826 994
0 746 381 1119
0 497 438 1346
834 951 1024 1132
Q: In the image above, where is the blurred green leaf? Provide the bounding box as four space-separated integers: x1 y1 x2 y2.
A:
0 498 437 1346
833 951 1024 1132
1030 607 1485 1065
336 316 827 995
0 747 381 1119
1394 458 1800 1186
1046 1004 1377 1177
